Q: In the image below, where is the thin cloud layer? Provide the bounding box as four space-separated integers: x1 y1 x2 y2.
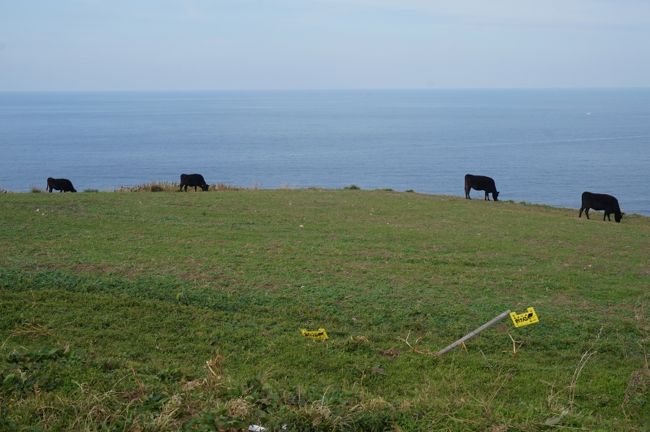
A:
1 0 649 90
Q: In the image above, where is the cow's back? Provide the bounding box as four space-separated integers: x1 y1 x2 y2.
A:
47 177 75 192
181 173 206 184
582 191 620 211
466 174 496 191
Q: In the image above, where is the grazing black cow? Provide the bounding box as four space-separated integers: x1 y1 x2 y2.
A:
579 192 623 223
464 174 499 201
46 177 76 193
179 173 209 192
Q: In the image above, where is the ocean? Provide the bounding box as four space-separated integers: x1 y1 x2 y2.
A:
1 89 649 215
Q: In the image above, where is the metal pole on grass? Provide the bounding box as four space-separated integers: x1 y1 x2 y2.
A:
436 310 511 356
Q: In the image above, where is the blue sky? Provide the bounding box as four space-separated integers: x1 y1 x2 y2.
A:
1 0 650 90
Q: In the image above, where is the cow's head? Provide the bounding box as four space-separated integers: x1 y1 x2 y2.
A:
201 184 209 191
493 191 499 201
615 212 624 223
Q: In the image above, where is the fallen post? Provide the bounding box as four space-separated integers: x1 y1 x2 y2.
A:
436 310 511 356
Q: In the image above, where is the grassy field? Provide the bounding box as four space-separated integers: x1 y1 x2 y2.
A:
0 190 648 431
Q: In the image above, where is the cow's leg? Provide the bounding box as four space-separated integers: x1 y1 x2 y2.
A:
579 207 584 218
585 208 590 219
485 191 489 201
604 212 610 221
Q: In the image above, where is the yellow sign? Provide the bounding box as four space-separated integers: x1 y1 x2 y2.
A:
510 307 539 328
300 328 329 341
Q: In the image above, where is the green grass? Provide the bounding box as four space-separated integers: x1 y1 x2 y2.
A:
0 190 648 431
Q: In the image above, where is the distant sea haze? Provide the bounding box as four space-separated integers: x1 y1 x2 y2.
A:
1 89 649 215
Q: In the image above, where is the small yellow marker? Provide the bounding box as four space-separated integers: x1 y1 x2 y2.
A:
300 328 329 341
510 307 540 328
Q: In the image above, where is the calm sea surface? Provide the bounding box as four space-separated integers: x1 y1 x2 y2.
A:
1 89 649 215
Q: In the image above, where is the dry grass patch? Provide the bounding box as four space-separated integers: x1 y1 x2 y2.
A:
116 182 179 192
114 182 245 192
211 183 243 191
10 321 52 339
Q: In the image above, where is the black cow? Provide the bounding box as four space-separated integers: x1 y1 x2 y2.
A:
464 174 499 201
46 177 76 193
579 192 623 223
179 173 209 192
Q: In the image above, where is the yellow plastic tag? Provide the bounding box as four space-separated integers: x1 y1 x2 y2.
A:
510 307 539 328
300 328 329 341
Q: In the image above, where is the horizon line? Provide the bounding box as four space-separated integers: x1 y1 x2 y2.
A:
1 85 650 94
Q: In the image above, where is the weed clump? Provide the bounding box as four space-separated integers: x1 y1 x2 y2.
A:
176 291 190 305
205 353 227 389
226 397 252 418
344 184 361 190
